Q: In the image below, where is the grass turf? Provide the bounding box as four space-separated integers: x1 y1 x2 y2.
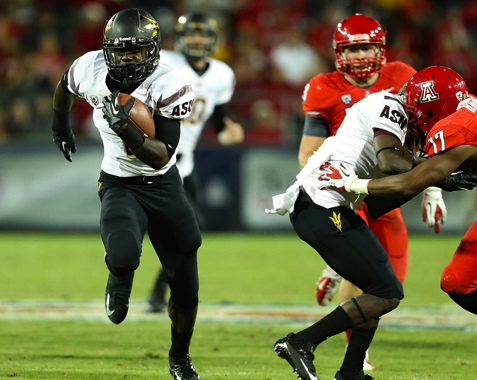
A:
2 320 476 379
1 232 475 379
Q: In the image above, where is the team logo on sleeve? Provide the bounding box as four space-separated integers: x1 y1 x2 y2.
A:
420 81 439 102
89 95 100 106
341 95 352 105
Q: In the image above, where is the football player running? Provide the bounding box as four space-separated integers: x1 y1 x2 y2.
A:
51 8 202 380
265 64 477 379
145 12 244 313
319 66 477 318
299 13 417 371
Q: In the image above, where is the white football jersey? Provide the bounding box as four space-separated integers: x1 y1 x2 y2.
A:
268 91 409 214
159 50 236 178
301 91 409 209
65 50 195 177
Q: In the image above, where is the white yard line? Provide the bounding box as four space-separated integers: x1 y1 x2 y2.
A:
0 300 475 330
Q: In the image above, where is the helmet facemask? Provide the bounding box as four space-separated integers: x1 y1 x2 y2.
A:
335 43 386 80
104 42 159 86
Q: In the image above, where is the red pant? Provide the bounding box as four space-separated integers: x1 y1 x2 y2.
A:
441 221 477 295
357 205 408 283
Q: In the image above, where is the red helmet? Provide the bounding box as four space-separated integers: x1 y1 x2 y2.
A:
333 14 386 80
404 66 469 133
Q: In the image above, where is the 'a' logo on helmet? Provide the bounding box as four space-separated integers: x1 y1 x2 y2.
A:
420 81 439 103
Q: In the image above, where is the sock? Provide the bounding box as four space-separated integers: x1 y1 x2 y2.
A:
294 306 354 347
169 327 193 357
339 326 377 378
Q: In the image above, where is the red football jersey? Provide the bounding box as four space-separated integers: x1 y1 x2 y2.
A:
424 96 477 296
424 96 477 161
302 61 416 136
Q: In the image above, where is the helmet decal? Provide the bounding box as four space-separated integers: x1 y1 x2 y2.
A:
143 16 159 38
420 82 439 103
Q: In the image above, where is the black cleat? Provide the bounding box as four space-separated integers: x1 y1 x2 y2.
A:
273 333 319 380
105 272 134 324
333 371 374 380
169 354 200 380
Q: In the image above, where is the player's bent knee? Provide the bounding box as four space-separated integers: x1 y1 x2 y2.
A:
384 297 400 312
104 230 141 276
441 266 460 293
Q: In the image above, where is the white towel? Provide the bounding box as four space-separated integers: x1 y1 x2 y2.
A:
265 182 300 216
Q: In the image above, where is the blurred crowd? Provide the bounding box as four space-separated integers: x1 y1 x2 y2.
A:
1 0 477 146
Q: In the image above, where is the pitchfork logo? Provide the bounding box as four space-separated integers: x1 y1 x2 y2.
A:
329 212 343 232
420 81 439 103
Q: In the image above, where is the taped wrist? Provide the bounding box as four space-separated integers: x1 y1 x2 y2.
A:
52 109 71 136
116 124 146 150
348 179 370 194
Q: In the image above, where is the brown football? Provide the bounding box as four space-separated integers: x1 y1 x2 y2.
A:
117 93 156 138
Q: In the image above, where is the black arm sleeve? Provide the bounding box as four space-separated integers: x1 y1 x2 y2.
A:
210 103 231 133
153 115 181 158
60 69 73 94
302 115 329 137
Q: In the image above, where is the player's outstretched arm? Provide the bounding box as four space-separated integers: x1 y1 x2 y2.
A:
321 145 477 197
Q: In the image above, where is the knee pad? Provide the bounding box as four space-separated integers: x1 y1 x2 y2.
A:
104 230 141 276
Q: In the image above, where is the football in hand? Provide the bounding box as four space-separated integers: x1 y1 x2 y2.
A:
117 93 156 138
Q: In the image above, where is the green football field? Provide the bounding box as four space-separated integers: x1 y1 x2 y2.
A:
1 232 476 379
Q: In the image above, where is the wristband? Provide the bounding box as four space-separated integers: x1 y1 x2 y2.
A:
52 109 71 135
349 179 371 194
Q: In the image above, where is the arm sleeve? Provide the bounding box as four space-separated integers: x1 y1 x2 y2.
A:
302 115 329 137
210 103 231 133
153 115 181 158
60 69 73 94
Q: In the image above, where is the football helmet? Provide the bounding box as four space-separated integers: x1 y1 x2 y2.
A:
405 66 468 133
103 8 161 86
174 12 218 60
333 14 386 80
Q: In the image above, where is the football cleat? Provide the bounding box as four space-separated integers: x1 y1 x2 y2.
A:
315 272 341 306
273 333 319 380
363 350 376 371
169 354 200 380
333 370 374 380
105 272 134 324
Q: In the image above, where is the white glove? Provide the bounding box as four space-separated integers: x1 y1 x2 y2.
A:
421 186 447 233
317 161 359 191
